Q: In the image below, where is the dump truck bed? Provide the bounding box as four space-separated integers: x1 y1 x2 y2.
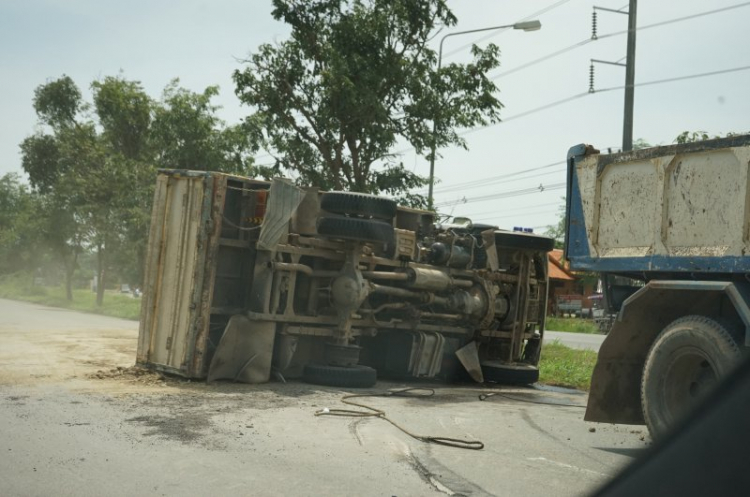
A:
565 134 750 274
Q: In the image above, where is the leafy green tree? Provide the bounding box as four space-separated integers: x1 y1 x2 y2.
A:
90 76 156 304
675 131 713 144
20 75 258 303
19 76 88 299
544 199 566 248
0 174 45 276
20 75 144 304
92 76 153 160
152 80 257 175
234 0 502 202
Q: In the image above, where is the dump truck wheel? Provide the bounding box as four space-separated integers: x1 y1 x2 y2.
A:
303 364 377 388
481 361 539 385
493 231 555 252
317 216 394 245
320 191 397 220
641 315 741 439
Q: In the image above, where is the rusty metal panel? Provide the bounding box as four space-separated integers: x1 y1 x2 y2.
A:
137 172 211 376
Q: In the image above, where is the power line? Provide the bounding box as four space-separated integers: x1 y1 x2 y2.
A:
490 39 593 81
461 93 590 136
396 62 750 161
442 0 574 59
435 182 566 209
596 64 750 92
460 201 564 219
598 2 750 40
490 2 750 81
429 162 565 195
468 207 561 222
466 63 750 136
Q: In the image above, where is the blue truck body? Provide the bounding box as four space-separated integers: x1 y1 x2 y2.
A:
564 135 750 435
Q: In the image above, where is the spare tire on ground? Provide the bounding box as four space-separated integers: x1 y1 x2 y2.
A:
303 364 377 388
480 361 540 385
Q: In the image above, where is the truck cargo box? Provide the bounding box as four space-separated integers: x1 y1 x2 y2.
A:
565 135 750 274
136 170 271 378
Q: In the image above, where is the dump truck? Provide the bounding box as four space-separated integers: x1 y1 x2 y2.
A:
137 170 554 388
565 134 750 437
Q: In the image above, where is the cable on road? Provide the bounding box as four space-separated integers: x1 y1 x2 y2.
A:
314 387 485 450
478 391 586 408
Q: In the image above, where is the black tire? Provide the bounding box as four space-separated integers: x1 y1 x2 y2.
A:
481 361 540 385
317 215 394 245
641 315 741 439
493 231 555 252
320 191 397 220
303 364 377 388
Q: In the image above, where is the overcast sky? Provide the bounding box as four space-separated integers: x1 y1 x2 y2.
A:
2 0 748 232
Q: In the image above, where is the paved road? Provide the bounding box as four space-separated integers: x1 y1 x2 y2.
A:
0 299 645 496
545 331 606 352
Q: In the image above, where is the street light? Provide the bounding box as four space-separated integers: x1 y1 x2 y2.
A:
427 20 542 210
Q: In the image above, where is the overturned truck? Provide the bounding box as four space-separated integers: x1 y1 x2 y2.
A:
137 170 554 387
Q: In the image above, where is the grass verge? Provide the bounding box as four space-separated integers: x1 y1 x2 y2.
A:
539 341 597 391
0 274 141 321
546 316 600 334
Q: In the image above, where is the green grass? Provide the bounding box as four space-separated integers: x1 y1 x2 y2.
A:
539 341 597 391
546 316 601 334
0 273 141 321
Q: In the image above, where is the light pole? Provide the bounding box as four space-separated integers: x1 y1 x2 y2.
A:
427 20 542 210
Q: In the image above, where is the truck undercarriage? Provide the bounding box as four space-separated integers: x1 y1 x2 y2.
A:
137 171 554 388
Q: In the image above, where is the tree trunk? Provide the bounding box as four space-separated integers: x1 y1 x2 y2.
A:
95 242 105 307
62 249 77 301
65 264 74 301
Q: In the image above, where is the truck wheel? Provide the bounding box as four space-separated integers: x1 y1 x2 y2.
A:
481 361 539 385
303 364 377 388
641 316 741 438
320 192 397 220
493 231 555 252
317 215 394 245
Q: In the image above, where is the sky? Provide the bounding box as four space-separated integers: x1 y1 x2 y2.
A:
1 0 749 233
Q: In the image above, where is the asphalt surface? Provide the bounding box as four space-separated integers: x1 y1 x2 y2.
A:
0 298 646 496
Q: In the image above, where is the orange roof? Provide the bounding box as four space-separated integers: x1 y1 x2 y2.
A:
548 250 575 281
549 261 575 280
549 249 564 264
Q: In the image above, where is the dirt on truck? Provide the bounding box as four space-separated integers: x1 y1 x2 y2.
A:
136 170 555 389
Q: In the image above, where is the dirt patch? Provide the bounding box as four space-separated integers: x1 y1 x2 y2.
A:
126 413 207 443
87 365 180 386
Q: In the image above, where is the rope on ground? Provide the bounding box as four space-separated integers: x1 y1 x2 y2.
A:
315 387 485 450
478 391 586 408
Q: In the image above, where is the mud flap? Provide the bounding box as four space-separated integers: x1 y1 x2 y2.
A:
456 341 484 383
207 315 276 383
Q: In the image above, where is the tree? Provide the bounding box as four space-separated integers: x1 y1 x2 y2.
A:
544 199 566 249
90 76 155 305
0 174 45 276
20 74 258 304
234 0 502 203
152 80 257 175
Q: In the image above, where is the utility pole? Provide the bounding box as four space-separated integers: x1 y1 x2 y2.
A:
622 0 638 152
